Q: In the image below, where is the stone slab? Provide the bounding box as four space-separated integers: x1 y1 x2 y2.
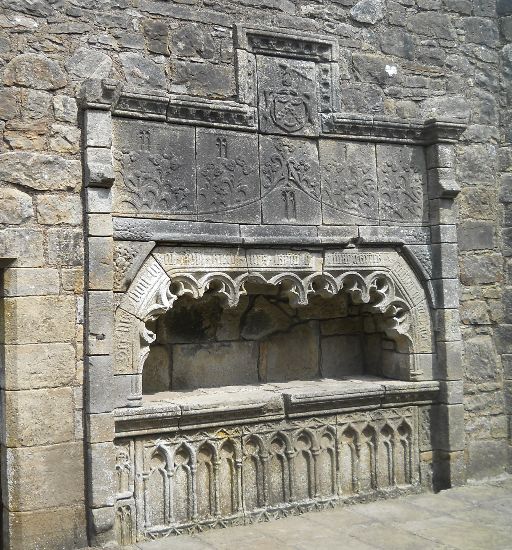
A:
259 135 322 225
196 128 260 223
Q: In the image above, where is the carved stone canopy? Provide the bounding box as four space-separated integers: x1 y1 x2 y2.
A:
114 246 434 406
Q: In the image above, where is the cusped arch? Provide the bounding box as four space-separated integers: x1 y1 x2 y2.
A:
114 246 434 405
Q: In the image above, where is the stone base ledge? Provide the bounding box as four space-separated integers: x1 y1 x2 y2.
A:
114 376 439 436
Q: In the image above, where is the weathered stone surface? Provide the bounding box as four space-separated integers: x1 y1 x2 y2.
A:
467 440 508 479
2 343 76 391
7 506 87 550
241 296 291 339
320 140 378 224
47 228 84 266
3 53 66 90
0 152 81 191
173 341 259 389
119 52 166 89
0 227 44 267
196 128 260 223
2 267 60 297
262 323 319 382
0 187 33 224
260 136 321 225
142 344 171 393
49 123 81 153
5 388 75 446
6 442 84 511
463 335 497 382
257 56 319 136
53 94 78 123
113 119 195 215
173 60 234 97
458 221 495 251
350 0 384 24
460 253 502 285
321 334 364 377
2 295 76 345
66 47 113 79
37 193 82 225
376 145 428 224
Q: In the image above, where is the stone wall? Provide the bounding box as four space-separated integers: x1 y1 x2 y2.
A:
0 0 510 548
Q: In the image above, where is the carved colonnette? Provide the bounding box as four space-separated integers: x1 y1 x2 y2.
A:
113 405 425 541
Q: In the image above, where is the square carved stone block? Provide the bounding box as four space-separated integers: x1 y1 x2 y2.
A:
112 119 196 218
196 128 261 223
259 135 322 225
257 56 320 137
376 144 429 225
320 140 378 225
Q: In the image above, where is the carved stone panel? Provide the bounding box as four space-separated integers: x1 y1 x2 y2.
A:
113 120 196 218
320 140 378 225
377 145 428 225
260 136 322 225
257 57 320 137
196 128 261 223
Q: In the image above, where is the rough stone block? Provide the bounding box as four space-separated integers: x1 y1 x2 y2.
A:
85 110 112 148
2 268 59 297
4 388 74 447
85 147 115 188
463 334 497 382
6 506 87 550
2 296 76 345
1 343 76 390
432 404 465 452
467 440 508 479
0 229 44 268
0 152 80 192
458 221 495 251
429 198 457 225
435 340 463 380
66 47 113 79
6 442 84 511
87 214 113 237
87 237 114 291
3 53 66 90
0 187 33 225
460 253 502 285
86 291 113 356
172 341 258 390
53 94 78 123
86 187 112 214
47 228 83 267
36 193 82 226
87 442 117 507
142 344 170 394
261 323 319 382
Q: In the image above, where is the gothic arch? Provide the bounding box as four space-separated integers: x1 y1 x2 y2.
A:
113 246 434 405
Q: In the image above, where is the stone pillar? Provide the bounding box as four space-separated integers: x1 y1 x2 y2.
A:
83 103 118 545
426 142 466 488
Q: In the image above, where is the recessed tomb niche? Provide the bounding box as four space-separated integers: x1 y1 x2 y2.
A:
142 280 412 395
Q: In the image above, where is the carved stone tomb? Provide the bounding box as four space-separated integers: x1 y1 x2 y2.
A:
82 26 465 545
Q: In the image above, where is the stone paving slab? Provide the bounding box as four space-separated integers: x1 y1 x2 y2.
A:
131 476 512 550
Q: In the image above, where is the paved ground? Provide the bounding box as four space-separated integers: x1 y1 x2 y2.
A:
134 476 512 550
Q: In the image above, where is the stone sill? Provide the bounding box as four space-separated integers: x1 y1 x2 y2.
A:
114 376 439 437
